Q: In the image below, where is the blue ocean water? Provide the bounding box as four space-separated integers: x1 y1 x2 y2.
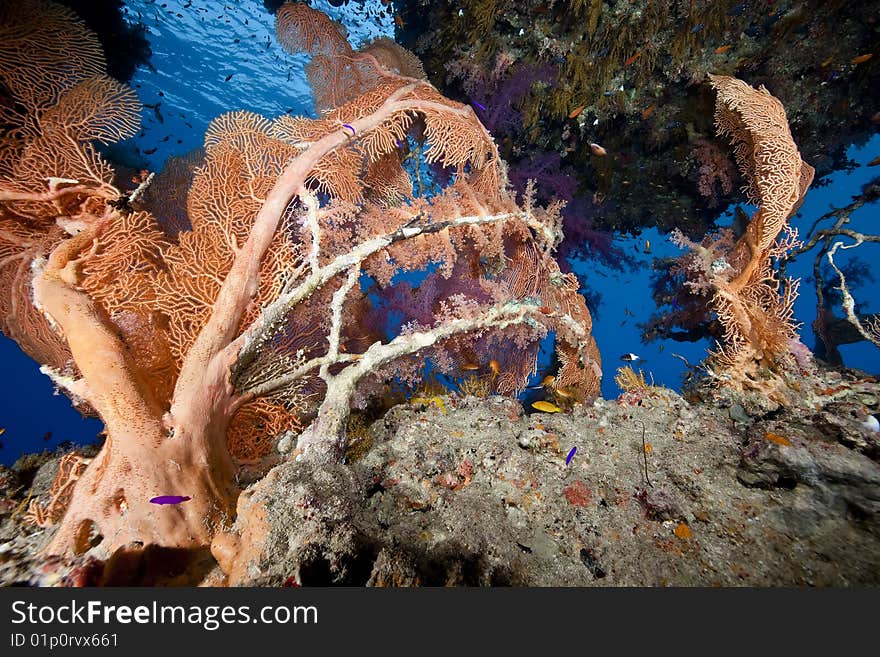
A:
0 0 877 464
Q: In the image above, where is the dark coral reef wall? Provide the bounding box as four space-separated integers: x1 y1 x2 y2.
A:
393 0 880 238
54 1 151 83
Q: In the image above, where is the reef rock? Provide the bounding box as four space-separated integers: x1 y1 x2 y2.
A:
215 370 880 586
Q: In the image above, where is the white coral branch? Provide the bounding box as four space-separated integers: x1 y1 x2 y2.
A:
827 240 880 349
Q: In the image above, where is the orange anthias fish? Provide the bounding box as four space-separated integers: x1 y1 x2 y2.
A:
868 156 880 167
568 104 586 119
851 53 873 65
460 363 481 372
589 142 607 156
713 45 732 54
641 104 655 120
489 359 500 375
624 51 641 67
765 432 791 447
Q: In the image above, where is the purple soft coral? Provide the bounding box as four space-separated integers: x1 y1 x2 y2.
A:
476 63 556 135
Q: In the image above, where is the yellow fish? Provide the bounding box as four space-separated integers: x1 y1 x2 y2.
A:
0 427 4 436
554 387 574 399
532 400 562 413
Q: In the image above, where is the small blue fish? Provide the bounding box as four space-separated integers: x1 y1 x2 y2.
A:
472 101 487 112
690 23 704 34
150 495 191 505
566 447 577 465
727 3 747 16
341 123 356 136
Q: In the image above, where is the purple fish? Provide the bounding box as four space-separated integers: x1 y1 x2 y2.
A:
472 101 487 112
565 446 577 465
150 495 191 505
341 123 356 136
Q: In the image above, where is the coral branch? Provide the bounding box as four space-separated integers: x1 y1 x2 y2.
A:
686 76 816 391
293 299 550 462
0 1 600 562
826 240 880 349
